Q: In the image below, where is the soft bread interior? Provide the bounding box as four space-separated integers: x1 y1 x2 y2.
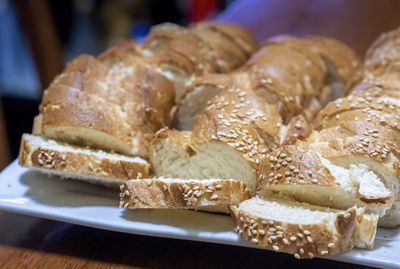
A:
238 197 342 225
152 139 257 195
23 134 147 163
177 85 223 130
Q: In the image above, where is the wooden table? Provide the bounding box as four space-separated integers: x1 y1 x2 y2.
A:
0 212 372 269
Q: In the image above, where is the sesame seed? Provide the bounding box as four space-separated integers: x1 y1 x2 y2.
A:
294 253 300 259
268 220 274 225
320 251 329 255
147 179 152 186
215 184 223 189
252 230 258 235
251 238 258 243
303 230 311 235
273 246 280 251
290 236 297 241
282 238 289 245
308 252 314 258
307 236 313 243
261 220 267 225
259 229 265 235
210 194 218 200
328 243 335 248
299 248 304 254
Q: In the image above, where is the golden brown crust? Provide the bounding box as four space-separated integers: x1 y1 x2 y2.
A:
205 22 257 56
18 134 149 184
98 39 144 66
258 145 338 189
120 178 251 209
305 36 361 85
280 115 312 146
364 26 400 77
229 203 356 259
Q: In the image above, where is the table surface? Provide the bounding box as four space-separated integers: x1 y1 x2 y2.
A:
0 211 374 269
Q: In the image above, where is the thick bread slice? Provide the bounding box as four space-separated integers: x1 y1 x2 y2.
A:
258 144 396 216
230 197 378 259
18 134 149 188
120 178 251 211
150 122 268 196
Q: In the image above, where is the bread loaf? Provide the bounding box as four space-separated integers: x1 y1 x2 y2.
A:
176 36 360 130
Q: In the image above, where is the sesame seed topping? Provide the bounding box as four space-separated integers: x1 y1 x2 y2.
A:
307 236 313 243
210 194 218 200
328 243 335 248
320 250 329 255
299 248 304 254
303 230 311 235
290 236 297 241
308 252 314 258
147 179 152 186
282 238 289 245
294 253 300 259
273 246 280 251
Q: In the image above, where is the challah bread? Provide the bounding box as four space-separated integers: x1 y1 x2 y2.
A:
19 134 149 188
144 22 256 100
35 51 175 157
120 178 251 211
175 35 359 130
230 197 378 259
151 85 292 196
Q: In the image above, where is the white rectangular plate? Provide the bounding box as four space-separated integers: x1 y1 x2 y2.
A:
0 160 399 268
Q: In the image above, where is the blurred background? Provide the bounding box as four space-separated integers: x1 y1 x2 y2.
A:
1 0 400 170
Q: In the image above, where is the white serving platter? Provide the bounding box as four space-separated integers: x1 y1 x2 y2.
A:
0 160 399 268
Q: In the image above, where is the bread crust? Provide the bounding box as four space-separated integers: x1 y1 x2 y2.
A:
120 178 251 209
229 201 357 259
18 134 149 185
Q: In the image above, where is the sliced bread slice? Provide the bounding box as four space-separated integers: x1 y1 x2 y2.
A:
258 144 396 216
18 134 149 188
230 197 378 259
120 178 251 211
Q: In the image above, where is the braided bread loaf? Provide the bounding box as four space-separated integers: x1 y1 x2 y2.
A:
19 22 256 186
18 21 400 259
176 35 360 130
